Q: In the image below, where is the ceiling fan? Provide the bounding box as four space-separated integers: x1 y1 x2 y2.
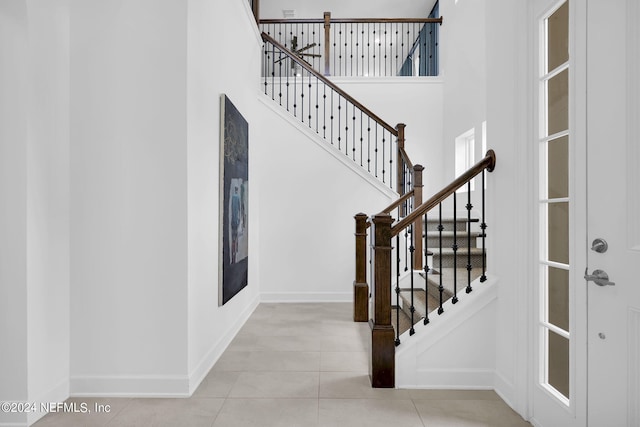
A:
274 36 321 68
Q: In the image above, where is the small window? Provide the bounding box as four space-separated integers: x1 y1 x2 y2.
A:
455 128 475 192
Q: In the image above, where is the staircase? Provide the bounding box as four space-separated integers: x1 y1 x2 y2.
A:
392 216 486 336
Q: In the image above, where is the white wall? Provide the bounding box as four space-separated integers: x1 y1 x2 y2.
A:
25 0 71 423
485 0 531 418
439 0 487 212
186 0 262 391
261 0 437 19
69 0 189 395
256 96 396 301
0 2 29 425
333 78 445 195
0 2 71 425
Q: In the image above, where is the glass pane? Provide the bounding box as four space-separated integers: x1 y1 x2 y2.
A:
547 1 569 72
547 69 569 136
548 266 569 331
547 136 569 199
548 202 569 264
548 329 570 399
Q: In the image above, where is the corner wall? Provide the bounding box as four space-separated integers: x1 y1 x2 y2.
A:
69 0 190 395
0 1 71 425
186 0 262 391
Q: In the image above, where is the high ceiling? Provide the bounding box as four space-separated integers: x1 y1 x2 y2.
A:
260 0 439 19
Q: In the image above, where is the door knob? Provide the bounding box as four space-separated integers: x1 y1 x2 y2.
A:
591 238 608 253
584 268 615 286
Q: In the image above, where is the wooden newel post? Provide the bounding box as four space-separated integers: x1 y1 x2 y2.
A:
370 213 395 388
324 12 331 76
413 164 424 271
354 213 369 322
396 123 406 197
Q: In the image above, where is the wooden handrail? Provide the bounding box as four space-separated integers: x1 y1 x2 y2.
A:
398 147 413 171
391 150 496 236
382 190 414 214
259 17 443 25
261 32 399 136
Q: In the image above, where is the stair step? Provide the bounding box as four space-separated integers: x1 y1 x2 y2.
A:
391 306 412 337
425 231 484 248
398 288 441 321
424 217 479 232
425 267 483 295
431 247 486 269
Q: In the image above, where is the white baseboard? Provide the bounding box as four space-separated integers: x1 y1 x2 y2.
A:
187 294 260 395
260 292 352 303
69 375 189 398
26 377 69 426
399 368 495 389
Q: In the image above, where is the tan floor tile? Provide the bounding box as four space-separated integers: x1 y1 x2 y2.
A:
319 372 412 399
33 398 130 427
228 334 322 352
212 398 318 427
319 398 423 427
192 371 241 398
320 351 368 373
105 397 224 427
228 371 320 398
320 334 368 352
213 350 321 372
413 399 531 427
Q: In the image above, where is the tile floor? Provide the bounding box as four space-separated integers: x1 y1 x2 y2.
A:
34 303 531 427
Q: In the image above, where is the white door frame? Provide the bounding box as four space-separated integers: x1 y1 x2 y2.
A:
528 0 588 425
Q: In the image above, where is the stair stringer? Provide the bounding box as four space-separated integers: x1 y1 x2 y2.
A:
257 94 399 200
395 275 499 389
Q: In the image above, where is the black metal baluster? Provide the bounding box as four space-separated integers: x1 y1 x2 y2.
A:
389 128 393 189
339 26 343 76
367 24 370 76
337 96 341 149
438 203 444 314
372 26 376 76
350 23 354 76
286 53 290 111
423 213 430 325
409 223 415 335
382 130 386 184
278 50 283 105
263 44 267 94
315 77 318 132
332 26 336 76
404 226 409 272
308 79 312 128
466 181 473 294
367 118 371 171
384 23 388 76
352 106 356 161
323 84 326 139
452 192 459 304
375 126 378 177
360 111 363 166
293 66 297 117
300 67 304 124
481 170 487 282
395 234 401 346
330 91 333 144
345 99 349 156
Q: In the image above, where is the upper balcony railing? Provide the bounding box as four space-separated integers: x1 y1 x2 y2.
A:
259 11 442 77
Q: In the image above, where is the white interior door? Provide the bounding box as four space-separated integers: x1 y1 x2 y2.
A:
586 0 640 426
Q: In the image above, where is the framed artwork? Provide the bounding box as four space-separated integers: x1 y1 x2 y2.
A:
219 94 249 306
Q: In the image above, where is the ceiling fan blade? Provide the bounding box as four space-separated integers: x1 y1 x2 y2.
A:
297 43 317 53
